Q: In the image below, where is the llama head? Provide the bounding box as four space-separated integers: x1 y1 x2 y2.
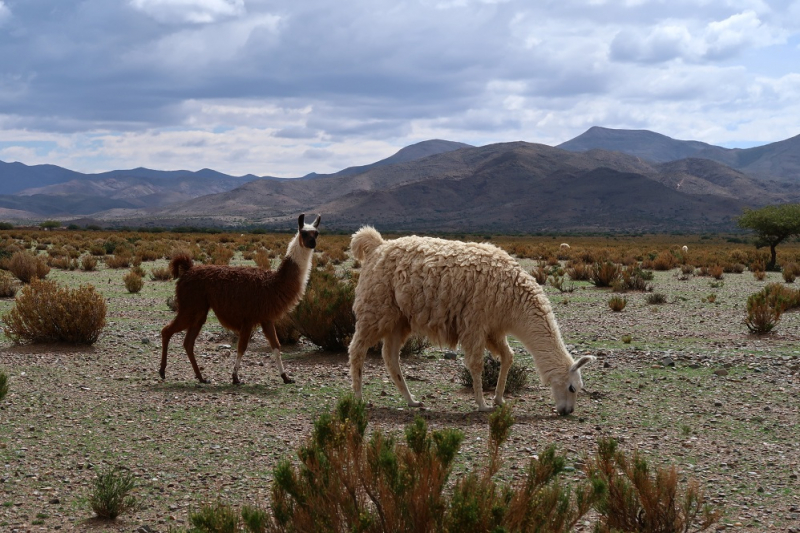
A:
297 213 321 249
550 355 595 416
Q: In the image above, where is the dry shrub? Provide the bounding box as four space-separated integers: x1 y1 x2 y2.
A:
708 264 724 280
753 269 766 281
591 261 621 287
105 253 132 269
0 271 17 298
149 266 172 281
209 246 234 265
253 248 273 269
613 267 654 293
608 295 627 312
530 264 548 285
124 271 144 293
566 261 592 281
652 251 678 271
744 284 800 334
81 255 98 272
782 262 799 283
289 266 356 351
589 438 722 533
48 255 77 270
2 278 106 344
8 251 50 283
723 263 745 274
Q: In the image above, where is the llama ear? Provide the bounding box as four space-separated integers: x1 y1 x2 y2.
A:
570 355 595 373
298 213 305 230
312 214 321 228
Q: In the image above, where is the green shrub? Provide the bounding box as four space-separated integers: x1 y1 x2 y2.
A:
588 438 722 533
290 266 355 351
646 293 667 305
0 371 8 401
88 466 139 520
8 251 50 283
458 354 530 395
123 271 144 293
188 501 242 532
2 278 106 344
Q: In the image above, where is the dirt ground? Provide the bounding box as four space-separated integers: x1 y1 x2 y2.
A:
0 261 798 532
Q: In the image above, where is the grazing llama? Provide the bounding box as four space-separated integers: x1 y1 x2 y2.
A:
349 226 594 413
160 214 321 385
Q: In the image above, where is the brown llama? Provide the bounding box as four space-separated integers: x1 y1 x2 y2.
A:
160 214 321 385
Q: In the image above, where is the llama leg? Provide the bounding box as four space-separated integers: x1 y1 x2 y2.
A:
232 328 252 385
160 321 177 379
487 336 514 407
381 323 420 407
348 326 381 402
160 311 196 379
183 321 209 384
463 343 492 412
262 322 293 384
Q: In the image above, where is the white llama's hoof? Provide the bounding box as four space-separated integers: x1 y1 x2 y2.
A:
477 404 497 412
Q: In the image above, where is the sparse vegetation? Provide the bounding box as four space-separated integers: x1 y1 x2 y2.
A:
88 466 140 520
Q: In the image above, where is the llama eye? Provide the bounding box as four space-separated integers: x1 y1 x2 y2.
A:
568 384 576 393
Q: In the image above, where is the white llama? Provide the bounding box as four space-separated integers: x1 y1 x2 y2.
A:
348 226 594 413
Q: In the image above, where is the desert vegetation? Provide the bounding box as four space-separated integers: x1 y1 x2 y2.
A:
0 228 798 531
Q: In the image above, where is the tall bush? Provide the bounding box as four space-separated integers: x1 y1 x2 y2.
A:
2 278 107 344
290 266 356 351
588 438 722 532
8 251 50 283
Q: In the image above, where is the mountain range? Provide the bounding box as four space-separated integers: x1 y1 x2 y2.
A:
1 128 798 232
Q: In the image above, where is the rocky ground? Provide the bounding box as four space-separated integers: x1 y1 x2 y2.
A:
0 261 798 532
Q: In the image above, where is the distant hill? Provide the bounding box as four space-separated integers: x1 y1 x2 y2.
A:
301 139 472 179
95 140 796 232
3 131 800 232
558 126 800 183
557 126 716 163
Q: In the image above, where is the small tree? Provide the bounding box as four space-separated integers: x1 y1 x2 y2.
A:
39 220 61 230
738 204 800 271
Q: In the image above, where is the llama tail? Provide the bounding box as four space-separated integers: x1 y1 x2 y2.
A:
350 226 384 262
169 252 194 279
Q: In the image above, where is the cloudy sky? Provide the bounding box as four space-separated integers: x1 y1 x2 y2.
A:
1 0 799 177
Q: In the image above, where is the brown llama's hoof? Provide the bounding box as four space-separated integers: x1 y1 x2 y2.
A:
159 368 165 379
281 373 295 384
232 374 242 385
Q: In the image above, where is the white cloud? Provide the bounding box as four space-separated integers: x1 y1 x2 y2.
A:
129 0 245 24
0 1 10 24
0 1 799 176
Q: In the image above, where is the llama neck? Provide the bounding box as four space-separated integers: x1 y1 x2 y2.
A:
283 231 314 294
509 280 575 385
